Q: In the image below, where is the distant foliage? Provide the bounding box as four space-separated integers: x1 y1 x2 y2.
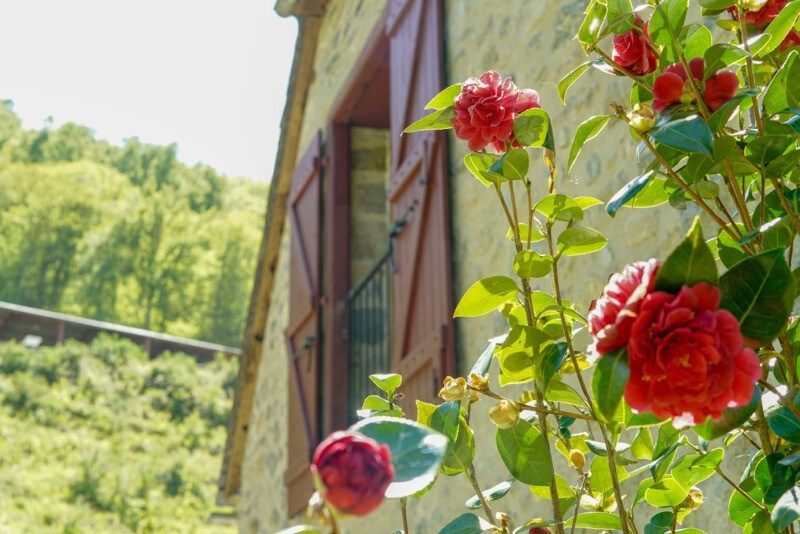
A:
0 336 238 532
0 101 267 346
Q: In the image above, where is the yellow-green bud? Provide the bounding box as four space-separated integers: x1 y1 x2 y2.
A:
569 449 586 471
439 376 468 402
680 487 704 511
468 372 490 391
489 399 520 429
626 102 657 133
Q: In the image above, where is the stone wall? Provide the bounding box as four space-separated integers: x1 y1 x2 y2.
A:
238 1 745 532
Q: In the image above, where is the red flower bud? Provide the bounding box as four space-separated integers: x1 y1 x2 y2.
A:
311 431 394 516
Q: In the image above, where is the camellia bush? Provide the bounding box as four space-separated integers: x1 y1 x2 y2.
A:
279 1 800 533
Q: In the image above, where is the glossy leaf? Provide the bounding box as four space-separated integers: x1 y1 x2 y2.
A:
764 51 800 116
425 84 461 110
465 479 513 510
564 512 621 530
464 152 500 187
514 108 554 150
650 115 714 157
470 341 496 377
649 0 689 46
403 108 455 133
768 407 800 443
537 342 566 392
454 276 518 318
645 476 689 508
438 513 495 534
370 374 402 396
772 486 800 531
535 194 583 222
719 249 795 345
654 217 717 293
706 89 759 133
759 1 800 56
496 417 553 486
557 227 608 256
513 250 552 279
606 170 656 216
592 349 629 423
703 43 749 77
351 417 448 498
568 115 612 172
558 62 591 103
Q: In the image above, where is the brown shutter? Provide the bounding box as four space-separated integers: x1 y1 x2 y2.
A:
284 132 323 517
386 0 455 411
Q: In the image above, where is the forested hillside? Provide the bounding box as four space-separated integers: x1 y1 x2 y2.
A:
0 336 237 532
0 101 267 346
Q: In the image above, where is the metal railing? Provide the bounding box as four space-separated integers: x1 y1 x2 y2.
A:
345 245 394 424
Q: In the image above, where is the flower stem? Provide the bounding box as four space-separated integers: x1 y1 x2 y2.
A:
738 5 765 136
464 465 496 525
469 385 594 421
594 47 653 92
400 498 410 534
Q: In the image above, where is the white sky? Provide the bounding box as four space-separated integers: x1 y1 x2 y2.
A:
0 0 298 181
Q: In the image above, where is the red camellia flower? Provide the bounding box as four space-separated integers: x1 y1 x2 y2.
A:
589 259 660 356
311 430 394 516
452 71 540 153
653 58 738 112
782 29 800 51
528 528 554 534
727 0 787 28
626 282 761 426
612 15 658 75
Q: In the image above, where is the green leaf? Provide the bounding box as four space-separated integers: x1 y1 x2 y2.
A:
685 25 713 60
429 403 475 476
645 476 689 508
370 374 402 396
425 84 461 110
764 51 800 116
454 276 518 318
654 217 718 293
650 115 714 157
537 342 566 392
694 386 762 440
513 250 552 279
350 417 448 498
649 0 689 46
501 148 529 181
607 170 656 216
568 115 612 172
760 0 800 57
579 1 608 50
496 417 554 486
564 512 621 530
745 134 795 168
772 486 800 531
438 513 495 534
558 62 592 104
465 479 513 510
362 395 391 411
546 379 589 409
706 90 758 132
530 473 577 513
729 477 765 527
768 407 800 443
557 227 608 256
625 404 666 427
575 196 604 210
507 223 545 243
631 428 655 460
590 454 629 493
703 43 749 78
513 108 554 150
699 0 735 8
592 349 629 423
535 194 584 222
403 108 455 133
464 152 500 188
719 249 795 345
470 341 496 377
672 449 724 488
651 443 679 483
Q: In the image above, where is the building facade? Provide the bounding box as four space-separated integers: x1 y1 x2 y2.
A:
219 1 747 531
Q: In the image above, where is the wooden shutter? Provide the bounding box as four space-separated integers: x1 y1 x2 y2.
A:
386 0 455 410
284 132 323 517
